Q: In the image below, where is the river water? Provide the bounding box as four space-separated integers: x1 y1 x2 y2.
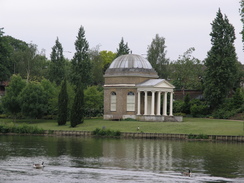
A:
0 135 244 183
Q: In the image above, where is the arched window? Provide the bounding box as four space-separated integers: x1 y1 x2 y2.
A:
127 92 135 111
110 92 116 111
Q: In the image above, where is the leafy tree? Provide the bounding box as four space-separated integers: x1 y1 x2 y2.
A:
89 46 104 85
147 34 170 79
115 37 130 58
18 81 48 118
70 84 84 127
71 26 92 88
2 74 26 119
0 28 11 81
182 94 191 114
232 88 243 109
49 37 65 85
40 78 58 116
240 0 244 50
204 9 239 110
84 86 103 117
170 48 204 90
57 79 68 125
100 50 116 73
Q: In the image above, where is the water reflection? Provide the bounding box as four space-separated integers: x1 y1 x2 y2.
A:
0 135 244 182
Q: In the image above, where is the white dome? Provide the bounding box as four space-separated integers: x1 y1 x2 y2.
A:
109 54 153 69
104 54 158 78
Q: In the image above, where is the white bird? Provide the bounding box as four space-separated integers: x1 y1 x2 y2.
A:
33 162 45 169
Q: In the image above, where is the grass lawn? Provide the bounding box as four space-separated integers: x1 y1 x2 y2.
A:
1 117 244 136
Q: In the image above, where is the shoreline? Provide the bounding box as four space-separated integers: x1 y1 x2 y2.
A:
2 130 244 142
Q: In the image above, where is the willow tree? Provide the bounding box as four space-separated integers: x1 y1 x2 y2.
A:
204 9 239 110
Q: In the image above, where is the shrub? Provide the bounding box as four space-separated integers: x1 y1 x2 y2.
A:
92 128 121 137
188 133 209 139
190 104 209 117
0 123 44 134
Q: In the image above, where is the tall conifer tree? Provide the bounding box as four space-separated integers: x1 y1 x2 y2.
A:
70 84 84 127
71 26 92 88
57 79 68 125
115 37 130 58
204 9 238 110
49 37 65 86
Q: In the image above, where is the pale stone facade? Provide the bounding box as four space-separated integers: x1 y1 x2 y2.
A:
103 54 182 122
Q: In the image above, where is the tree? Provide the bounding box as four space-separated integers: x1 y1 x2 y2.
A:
0 28 11 81
70 84 84 127
84 86 103 117
147 34 170 79
115 37 130 58
100 50 116 73
40 78 58 116
89 46 104 85
240 0 244 50
204 9 239 110
2 74 26 119
71 26 92 88
18 81 48 118
49 37 65 85
57 79 68 125
170 48 204 90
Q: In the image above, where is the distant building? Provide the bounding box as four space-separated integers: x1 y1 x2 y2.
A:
103 54 182 122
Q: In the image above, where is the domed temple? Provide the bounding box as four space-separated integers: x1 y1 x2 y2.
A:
103 54 182 122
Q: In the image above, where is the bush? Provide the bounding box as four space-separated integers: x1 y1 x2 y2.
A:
92 128 121 137
173 100 184 113
190 104 209 117
188 133 209 139
0 123 44 134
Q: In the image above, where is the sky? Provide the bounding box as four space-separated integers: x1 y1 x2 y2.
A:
1 0 243 63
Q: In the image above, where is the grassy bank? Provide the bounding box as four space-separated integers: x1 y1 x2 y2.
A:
1 117 244 136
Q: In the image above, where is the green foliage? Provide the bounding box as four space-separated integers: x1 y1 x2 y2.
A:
0 122 44 134
204 9 239 110
147 34 169 79
115 37 130 58
188 133 209 139
99 50 116 73
173 100 184 113
182 94 191 114
71 26 92 88
169 48 204 90
40 79 59 116
240 0 244 50
84 86 103 117
2 75 26 119
190 104 209 117
92 128 121 137
49 37 65 86
70 85 84 127
57 79 68 125
18 81 48 118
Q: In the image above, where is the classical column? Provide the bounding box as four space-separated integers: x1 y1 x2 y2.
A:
144 91 148 115
151 91 155 115
169 92 173 116
163 92 168 116
137 91 141 115
157 91 161 115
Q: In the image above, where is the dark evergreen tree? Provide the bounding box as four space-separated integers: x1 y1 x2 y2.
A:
71 26 92 88
57 79 68 125
0 28 11 81
49 37 65 86
147 34 169 79
70 84 84 127
115 37 130 58
182 93 191 114
240 0 244 50
204 9 239 110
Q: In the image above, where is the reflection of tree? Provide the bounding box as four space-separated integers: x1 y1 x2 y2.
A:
202 143 241 178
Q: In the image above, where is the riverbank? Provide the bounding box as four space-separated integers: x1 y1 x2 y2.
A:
2 130 244 142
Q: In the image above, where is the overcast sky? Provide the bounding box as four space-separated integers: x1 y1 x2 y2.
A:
1 0 243 63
